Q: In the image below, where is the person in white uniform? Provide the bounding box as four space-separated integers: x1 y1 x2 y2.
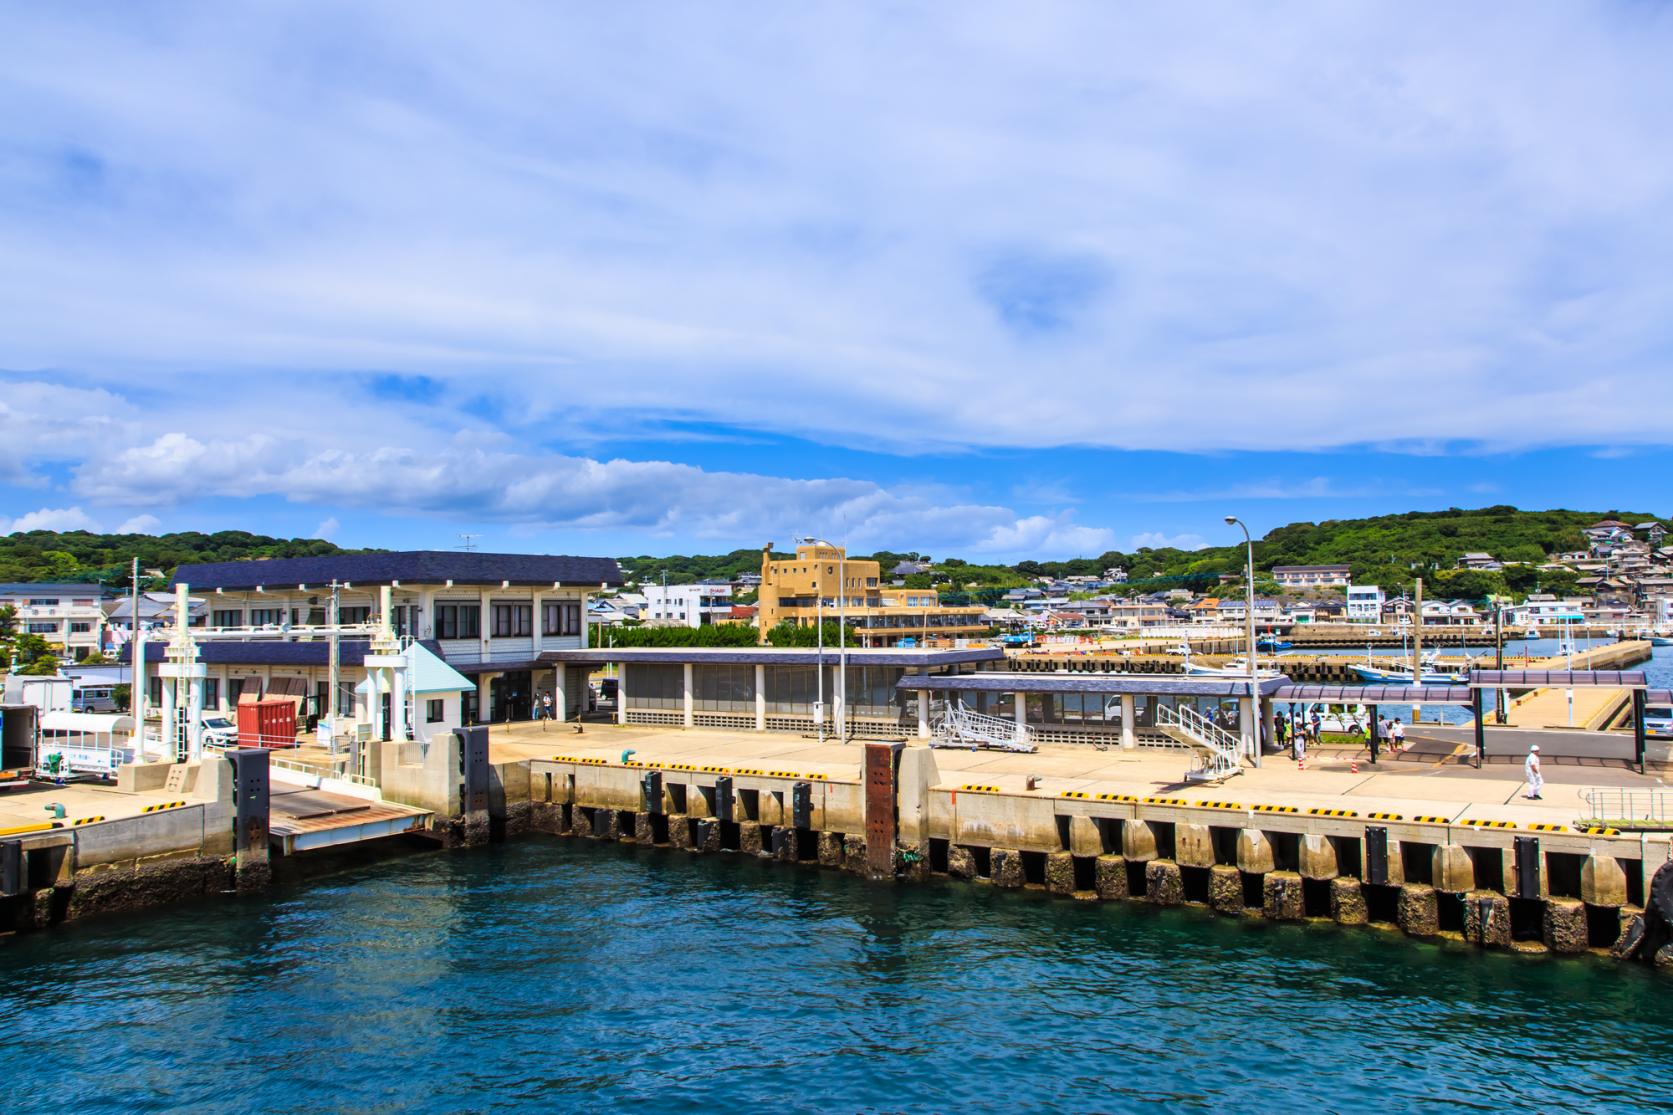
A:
1524 744 1544 801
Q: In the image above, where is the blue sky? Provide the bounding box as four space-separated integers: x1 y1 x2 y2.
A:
3 4 1672 560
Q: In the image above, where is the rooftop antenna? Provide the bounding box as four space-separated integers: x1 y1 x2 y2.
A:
458 533 480 553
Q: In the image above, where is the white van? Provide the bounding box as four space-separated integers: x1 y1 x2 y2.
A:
1644 704 1673 739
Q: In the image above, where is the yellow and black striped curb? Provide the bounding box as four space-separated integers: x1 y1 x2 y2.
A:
140 800 187 814
72 815 105 825
552 755 607 765
958 784 1003 794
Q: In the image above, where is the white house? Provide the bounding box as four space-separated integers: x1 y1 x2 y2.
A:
0 582 108 660
1272 565 1352 588
1345 585 1384 623
642 582 734 628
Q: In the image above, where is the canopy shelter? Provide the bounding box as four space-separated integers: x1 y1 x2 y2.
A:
1467 669 1647 689
894 673 1286 699
1272 683 1474 706
37 711 136 781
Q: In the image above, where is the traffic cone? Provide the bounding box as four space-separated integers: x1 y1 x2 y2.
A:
1298 756 1306 770
1350 758 1359 773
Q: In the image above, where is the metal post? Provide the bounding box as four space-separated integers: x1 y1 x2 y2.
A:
1633 687 1647 774
1471 687 1484 769
1225 516 1259 767
1494 602 1507 724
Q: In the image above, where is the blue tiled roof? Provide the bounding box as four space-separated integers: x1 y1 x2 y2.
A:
0 582 109 596
169 551 622 591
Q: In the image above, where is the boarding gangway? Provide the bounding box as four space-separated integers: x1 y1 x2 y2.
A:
931 701 1037 753
1155 703 1244 783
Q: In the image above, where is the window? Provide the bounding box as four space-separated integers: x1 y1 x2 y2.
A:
27 598 58 607
68 621 92 633
212 609 242 627
249 608 283 626
204 679 220 709
435 603 481 640
427 699 445 723
543 602 581 636
491 602 532 637
27 622 57 633
338 606 371 625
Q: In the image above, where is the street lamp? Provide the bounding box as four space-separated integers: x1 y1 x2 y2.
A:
1225 516 1260 765
802 536 847 743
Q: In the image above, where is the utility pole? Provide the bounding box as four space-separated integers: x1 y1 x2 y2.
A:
1412 576 1424 723
327 579 341 746
1494 600 1506 724
129 556 145 742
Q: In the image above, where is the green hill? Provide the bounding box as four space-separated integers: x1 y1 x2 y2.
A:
0 530 350 588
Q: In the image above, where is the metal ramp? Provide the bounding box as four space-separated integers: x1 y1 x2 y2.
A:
1155 704 1244 783
931 701 1037 753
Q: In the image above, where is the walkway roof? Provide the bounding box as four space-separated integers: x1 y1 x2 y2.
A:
1469 669 1647 689
541 647 1003 668
1271 683 1474 705
893 671 1284 698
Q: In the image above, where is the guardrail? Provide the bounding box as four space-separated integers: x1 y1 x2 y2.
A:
1582 788 1671 825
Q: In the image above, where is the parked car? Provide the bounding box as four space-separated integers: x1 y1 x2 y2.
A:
1643 704 1673 739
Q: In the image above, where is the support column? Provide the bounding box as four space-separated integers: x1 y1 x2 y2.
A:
579 592 591 648
160 676 179 758
476 672 501 726
390 663 409 740
1633 688 1647 774
1121 695 1136 749
1014 692 1027 742
754 664 767 731
616 665 628 726
552 667 566 723
682 662 695 728
185 672 205 759
1260 697 1276 757
1238 696 1257 764
917 688 931 739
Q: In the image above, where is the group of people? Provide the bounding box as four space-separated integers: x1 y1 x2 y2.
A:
1271 708 1406 764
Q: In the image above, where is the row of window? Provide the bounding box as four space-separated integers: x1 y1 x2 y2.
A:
204 601 583 639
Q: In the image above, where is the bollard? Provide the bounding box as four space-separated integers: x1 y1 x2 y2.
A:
224 748 272 893
791 781 813 831
714 776 734 824
640 770 663 815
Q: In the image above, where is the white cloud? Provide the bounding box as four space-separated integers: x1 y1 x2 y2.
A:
114 513 161 534
313 516 340 539
0 6 1669 454
1130 531 1208 552
8 506 100 532
72 430 1116 559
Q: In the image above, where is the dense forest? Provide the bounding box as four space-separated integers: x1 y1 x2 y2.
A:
1 507 1654 604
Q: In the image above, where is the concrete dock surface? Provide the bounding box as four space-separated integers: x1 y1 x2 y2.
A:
489 721 1656 831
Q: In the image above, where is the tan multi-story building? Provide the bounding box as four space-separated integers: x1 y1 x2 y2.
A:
756 543 988 647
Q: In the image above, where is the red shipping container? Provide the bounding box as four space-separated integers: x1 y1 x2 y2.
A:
237 698 297 749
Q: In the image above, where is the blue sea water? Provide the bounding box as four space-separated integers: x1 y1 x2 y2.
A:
1 838 1668 1113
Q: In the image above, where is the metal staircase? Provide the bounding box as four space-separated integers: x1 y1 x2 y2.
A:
931 700 1037 753
1155 703 1244 783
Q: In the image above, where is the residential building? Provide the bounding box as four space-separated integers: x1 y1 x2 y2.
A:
1271 564 1352 588
1456 552 1502 571
1345 585 1384 623
1104 567 1128 583
0 582 108 659
1511 595 1588 627
755 542 987 646
1420 600 1480 625
642 582 734 628
1217 597 1281 624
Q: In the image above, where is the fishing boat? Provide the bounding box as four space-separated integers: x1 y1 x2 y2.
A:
1652 636 1673 647
1352 649 1470 685
1255 635 1292 652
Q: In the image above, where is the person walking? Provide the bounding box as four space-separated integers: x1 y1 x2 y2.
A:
1390 717 1406 754
1524 744 1544 800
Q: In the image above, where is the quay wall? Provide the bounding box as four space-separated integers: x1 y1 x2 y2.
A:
526 747 1673 968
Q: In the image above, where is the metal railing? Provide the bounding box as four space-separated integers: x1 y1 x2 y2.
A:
1581 788 1672 825
1156 703 1243 782
931 701 1036 753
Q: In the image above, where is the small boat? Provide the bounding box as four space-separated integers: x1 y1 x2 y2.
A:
1256 636 1292 651
1651 636 1673 647
1351 650 1469 685
1186 655 1283 678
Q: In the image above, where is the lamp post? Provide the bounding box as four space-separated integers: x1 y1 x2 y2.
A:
803 536 847 742
1225 516 1260 765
